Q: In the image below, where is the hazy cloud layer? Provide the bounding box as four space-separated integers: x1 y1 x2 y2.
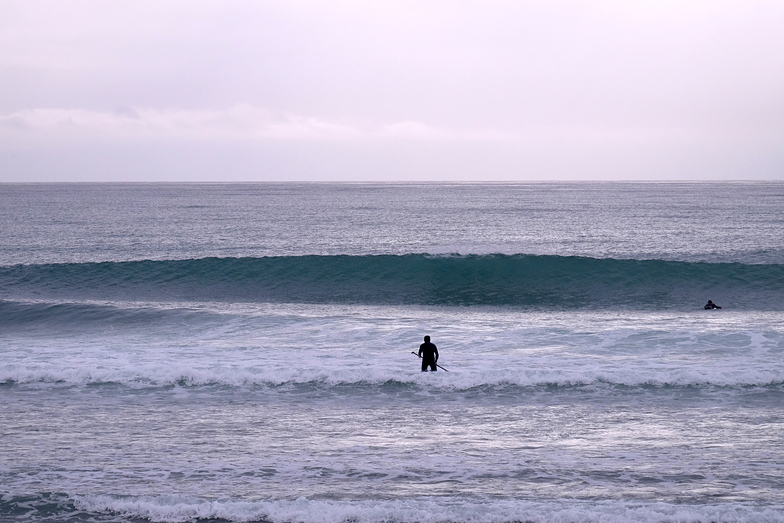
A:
1 0 783 181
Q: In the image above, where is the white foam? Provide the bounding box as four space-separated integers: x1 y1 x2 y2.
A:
2 359 783 390
73 494 784 523
1 307 783 391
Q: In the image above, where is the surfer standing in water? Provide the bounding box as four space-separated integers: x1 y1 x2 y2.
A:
418 335 439 372
704 300 722 310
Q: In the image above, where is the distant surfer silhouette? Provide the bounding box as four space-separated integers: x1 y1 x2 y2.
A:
704 300 722 310
418 335 439 372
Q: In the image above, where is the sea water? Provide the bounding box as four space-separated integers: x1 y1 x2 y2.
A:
1 182 783 523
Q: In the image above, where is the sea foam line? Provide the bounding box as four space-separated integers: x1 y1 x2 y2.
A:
2 363 784 390
70 494 784 523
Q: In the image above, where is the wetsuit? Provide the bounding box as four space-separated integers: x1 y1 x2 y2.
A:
419 341 439 372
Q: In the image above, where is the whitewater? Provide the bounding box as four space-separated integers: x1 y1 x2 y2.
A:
1 182 784 523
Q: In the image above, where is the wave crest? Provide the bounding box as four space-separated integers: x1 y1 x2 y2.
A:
2 254 783 310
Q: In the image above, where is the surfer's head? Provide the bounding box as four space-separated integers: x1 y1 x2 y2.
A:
424 335 430 342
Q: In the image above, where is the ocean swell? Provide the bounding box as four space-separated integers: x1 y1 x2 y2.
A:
1 254 782 310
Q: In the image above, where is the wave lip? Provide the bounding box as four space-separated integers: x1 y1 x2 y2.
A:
2 254 783 310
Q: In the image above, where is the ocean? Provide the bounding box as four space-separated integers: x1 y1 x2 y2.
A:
1 182 783 523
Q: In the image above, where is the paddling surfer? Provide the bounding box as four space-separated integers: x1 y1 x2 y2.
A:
704 300 722 310
418 335 439 372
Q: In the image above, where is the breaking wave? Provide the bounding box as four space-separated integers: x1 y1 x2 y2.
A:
1 493 782 523
2 254 782 310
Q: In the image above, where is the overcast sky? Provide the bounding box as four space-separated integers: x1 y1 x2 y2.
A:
1 0 783 181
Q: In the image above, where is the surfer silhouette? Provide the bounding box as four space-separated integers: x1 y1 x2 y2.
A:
418 335 439 372
704 300 722 310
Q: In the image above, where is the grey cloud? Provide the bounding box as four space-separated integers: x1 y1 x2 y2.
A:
1 0 783 180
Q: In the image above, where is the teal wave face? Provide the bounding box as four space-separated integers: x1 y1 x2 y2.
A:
1 255 783 310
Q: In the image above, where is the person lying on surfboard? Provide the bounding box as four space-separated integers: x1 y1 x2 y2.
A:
704 300 722 310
